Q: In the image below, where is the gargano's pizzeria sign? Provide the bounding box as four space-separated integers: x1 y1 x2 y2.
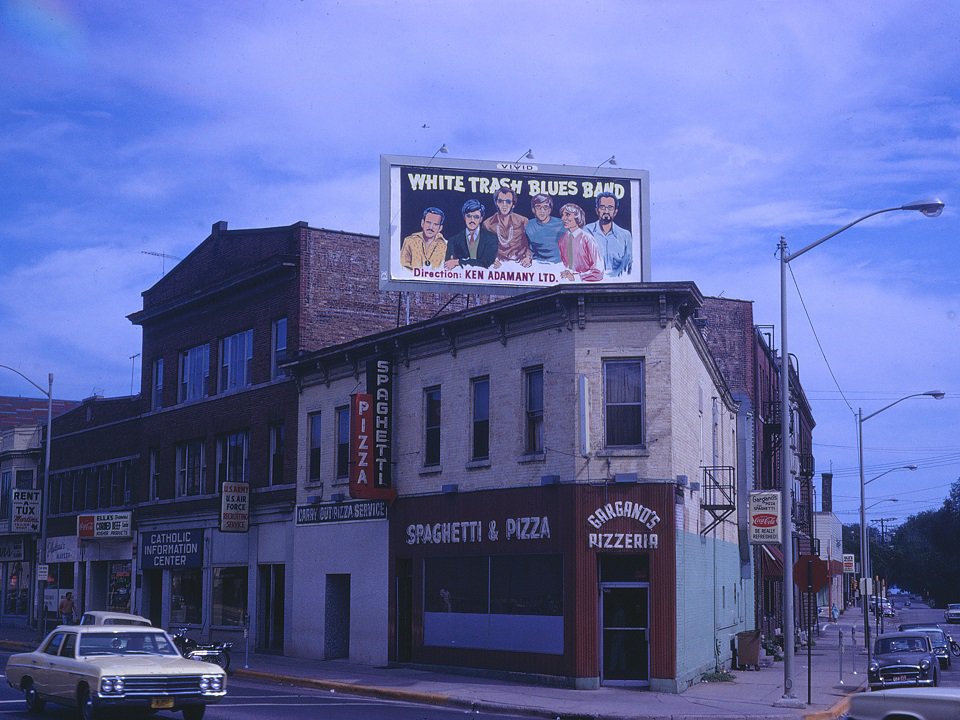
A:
586 500 660 550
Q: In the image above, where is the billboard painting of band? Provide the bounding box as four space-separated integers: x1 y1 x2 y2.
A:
380 156 650 292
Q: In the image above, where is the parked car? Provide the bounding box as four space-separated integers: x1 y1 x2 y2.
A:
944 603 960 624
867 631 939 691
78 610 152 626
849 687 960 720
5 625 226 720
899 623 953 668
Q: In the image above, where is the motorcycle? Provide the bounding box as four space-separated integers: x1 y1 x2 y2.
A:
950 636 960 658
171 627 232 672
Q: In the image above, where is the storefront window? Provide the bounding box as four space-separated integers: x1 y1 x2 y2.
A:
212 567 247 626
107 561 132 612
490 555 562 615
424 557 487 614
4 562 28 616
171 569 202 625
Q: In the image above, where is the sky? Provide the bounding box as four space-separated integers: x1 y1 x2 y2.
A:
1 0 959 529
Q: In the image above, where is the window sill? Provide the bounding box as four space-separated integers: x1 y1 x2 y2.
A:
466 459 491 470
419 465 443 476
595 447 649 458
516 452 546 464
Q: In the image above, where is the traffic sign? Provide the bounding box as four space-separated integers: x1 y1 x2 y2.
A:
793 554 828 593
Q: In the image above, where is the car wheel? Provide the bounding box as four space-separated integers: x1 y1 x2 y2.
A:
182 706 205 720
211 652 230 673
77 685 97 720
23 683 45 714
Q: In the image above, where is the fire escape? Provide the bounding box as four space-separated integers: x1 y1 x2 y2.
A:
701 465 736 535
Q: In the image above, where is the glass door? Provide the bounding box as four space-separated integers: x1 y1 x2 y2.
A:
600 584 649 686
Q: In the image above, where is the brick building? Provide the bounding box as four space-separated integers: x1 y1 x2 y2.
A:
699 297 816 638
289 282 747 692
44 221 483 646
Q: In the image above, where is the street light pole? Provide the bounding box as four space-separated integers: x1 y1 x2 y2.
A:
0 365 53 633
776 199 943 705
859 393 942 669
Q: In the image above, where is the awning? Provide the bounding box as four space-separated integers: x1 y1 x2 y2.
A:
760 545 784 577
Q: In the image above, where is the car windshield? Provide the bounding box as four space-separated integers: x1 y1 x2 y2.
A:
919 629 946 644
876 637 926 654
949 604 960 610
78 631 178 656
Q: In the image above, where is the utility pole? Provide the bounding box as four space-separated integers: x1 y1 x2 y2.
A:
872 517 897 545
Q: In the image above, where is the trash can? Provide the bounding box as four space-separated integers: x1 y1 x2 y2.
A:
736 630 761 670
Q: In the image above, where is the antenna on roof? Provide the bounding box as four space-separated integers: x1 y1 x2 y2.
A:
141 250 183 276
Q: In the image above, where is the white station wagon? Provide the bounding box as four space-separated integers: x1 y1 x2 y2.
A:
5 625 226 720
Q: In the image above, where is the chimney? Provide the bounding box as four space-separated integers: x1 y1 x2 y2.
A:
820 472 833 512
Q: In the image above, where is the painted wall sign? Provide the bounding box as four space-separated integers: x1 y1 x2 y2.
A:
350 360 396 500
0 536 24 561
380 155 651 294
77 512 132 539
219 481 249 533
46 535 79 562
405 516 552 545
585 500 660 550
748 491 782 544
139 529 203 569
296 500 388 526
11 488 41 533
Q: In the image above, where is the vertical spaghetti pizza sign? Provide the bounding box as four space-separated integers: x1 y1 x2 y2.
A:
379 155 650 293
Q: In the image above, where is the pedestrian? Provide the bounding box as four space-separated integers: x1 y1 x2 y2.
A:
831 603 840 623
58 591 75 625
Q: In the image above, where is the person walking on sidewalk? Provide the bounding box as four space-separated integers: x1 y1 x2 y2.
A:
831 603 840 623
58 592 75 625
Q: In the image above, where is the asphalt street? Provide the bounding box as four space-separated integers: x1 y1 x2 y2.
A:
0 654 529 720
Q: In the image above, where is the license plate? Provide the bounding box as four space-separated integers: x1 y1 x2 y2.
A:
889 675 908 682
151 698 175 709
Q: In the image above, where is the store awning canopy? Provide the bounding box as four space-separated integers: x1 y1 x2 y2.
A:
760 545 784 577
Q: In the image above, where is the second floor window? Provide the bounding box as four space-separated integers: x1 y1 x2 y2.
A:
0 471 9 519
471 377 490 461
524 367 544 454
272 318 288 379
152 357 164 410
179 344 209 402
604 359 644 447
217 431 249 485
335 406 350 481
269 423 285 486
149 449 161 500
220 329 253 392
424 386 441 466
176 439 206 497
308 412 322 482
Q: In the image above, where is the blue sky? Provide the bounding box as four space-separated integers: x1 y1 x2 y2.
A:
1 0 958 527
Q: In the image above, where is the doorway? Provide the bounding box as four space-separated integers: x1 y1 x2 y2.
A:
257 564 285 653
324 574 350 659
599 555 650 686
395 558 412 662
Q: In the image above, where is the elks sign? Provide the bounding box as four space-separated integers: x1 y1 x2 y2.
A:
349 358 396 501
380 155 650 294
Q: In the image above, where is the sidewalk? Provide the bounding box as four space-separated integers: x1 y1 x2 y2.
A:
0 620 865 720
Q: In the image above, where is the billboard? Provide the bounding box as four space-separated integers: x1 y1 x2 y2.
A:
380 155 650 293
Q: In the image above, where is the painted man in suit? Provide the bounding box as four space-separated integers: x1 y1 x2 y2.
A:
444 199 498 269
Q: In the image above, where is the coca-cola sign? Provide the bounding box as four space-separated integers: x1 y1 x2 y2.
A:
748 491 781 544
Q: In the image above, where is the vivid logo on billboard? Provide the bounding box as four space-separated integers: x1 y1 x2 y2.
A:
380 155 650 294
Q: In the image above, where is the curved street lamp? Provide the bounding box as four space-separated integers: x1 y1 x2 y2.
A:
859 392 942 669
777 199 944 705
0 364 53 634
